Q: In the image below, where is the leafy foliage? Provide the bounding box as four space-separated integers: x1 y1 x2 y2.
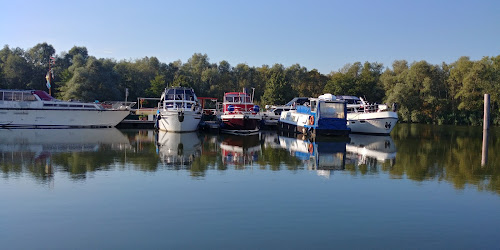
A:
1 43 499 125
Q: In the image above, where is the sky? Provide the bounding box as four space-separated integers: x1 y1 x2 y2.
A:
1 0 499 74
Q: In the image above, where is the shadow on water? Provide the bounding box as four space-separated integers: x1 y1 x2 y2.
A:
1 124 499 194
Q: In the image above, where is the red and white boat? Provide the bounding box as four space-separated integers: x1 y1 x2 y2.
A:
220 91 261 134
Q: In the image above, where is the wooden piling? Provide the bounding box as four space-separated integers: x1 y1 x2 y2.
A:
481 94 490 166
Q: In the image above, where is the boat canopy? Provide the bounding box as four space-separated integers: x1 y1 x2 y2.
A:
33 90 54 101
336 96 362 105
285 97 309 106
224 92 251 104
163 88 196 101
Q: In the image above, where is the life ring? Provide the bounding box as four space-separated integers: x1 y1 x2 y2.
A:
308 143 313 154
309 116 315 125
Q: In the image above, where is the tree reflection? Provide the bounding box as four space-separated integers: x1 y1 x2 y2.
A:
1 126 499 194
390 124 500 194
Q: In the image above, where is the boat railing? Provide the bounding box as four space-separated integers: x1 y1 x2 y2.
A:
349 103 389 113
102 101 136 110
223 104 259 115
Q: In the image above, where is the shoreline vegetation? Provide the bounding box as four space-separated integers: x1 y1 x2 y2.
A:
1 43 498 126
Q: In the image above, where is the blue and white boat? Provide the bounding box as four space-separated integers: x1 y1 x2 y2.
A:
278 94 350 136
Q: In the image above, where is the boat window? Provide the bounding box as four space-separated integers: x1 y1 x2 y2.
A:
84 105 95 108
3 92 14 101
310 101 316 112
13 92 22 101
22 92 37 101
245 96 251 103
225 96 234 102
320 102 345 119
174 89 185 100
58 104 68 107
43 103 55 107
0 91 3 101
70 104 83 108
185 95 194 101
234 96 240 103
166 89 175 100
185 90 194 101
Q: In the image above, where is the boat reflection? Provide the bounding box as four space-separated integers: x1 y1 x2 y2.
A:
155 131 202 167
0 128 131 185
277 132 348 178
220 134 261 166
0 128 130 163
345 134 397 168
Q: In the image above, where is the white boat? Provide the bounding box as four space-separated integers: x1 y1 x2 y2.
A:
220 91 261 134
278 94 350 136
261 97 309 127
156 131 202 166
156 87 202 132
0 89 131 128
337 96 398 135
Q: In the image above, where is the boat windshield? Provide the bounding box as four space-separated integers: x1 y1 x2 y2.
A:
0 91 39 101
165 89 195 101
338 96 361 105
225 94 251 103
285 97 309 106
319 102 345 119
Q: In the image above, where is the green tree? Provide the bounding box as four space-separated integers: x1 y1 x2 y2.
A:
261 64 295 105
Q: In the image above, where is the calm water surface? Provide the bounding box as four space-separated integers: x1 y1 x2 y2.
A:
1 124 499 249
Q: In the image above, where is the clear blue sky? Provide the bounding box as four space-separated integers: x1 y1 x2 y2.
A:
1 0 499 74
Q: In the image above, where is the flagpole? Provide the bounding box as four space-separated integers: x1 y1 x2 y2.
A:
47 56 55 96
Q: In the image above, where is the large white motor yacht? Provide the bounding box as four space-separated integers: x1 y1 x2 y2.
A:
156 87 202 132
0 89 130 128
337 96 398 135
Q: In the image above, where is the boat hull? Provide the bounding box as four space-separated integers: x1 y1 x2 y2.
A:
220 114 260 134
0 109 129 128
158 110 202 132
347 111 398 134
278 120 350 136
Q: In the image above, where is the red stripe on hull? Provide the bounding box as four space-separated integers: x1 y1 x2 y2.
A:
222 118 259 131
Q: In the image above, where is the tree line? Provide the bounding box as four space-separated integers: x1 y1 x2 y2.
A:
1 43 498 125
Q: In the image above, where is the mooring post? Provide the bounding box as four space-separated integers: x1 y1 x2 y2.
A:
481 94 490 166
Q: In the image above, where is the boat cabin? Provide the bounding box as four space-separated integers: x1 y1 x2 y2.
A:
160 87 198 109
0 89 102 110
223 92 259 114
0 90 51 102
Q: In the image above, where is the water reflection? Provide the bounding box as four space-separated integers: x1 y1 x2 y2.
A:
1 125 499 194
275 133 348 178
156 131 202 167
0 128 130 183
220 134 260 166
345 134 397 170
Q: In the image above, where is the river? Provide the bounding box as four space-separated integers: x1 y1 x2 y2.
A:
1 124 499 249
